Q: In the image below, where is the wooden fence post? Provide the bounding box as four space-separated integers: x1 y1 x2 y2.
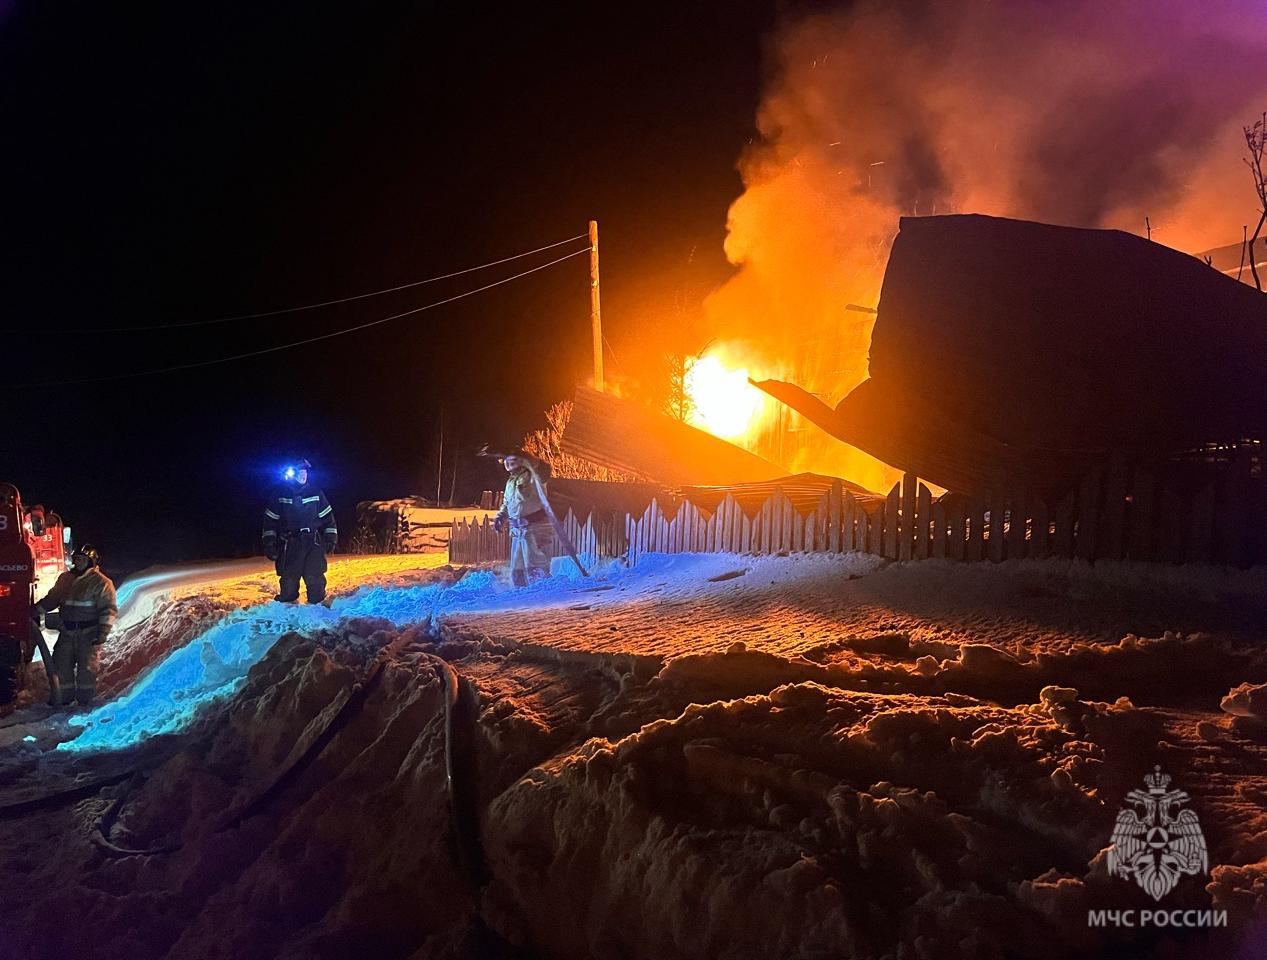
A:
829 480 842 553
785 494 797 553
947 497 966 561
883 482 900 559
758 496 771 555
899 473 916 560
1053 491 1076 558
965 497 985 562
1102 456 1128 560
915 482 932 560
1075 467 1102 560
866 502 881 556
842 493 855 552
987 493 1006 563
1006 491 1026 560
932 498 948 559
1029 498 1050 559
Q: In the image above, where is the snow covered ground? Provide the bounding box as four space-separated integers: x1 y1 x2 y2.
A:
1 550 1265 959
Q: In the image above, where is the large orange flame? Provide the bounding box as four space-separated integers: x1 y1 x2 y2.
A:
684 352 764 440
673 2 1267 497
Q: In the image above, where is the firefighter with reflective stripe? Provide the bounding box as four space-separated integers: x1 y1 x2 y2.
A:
261 459 337 604
32 544 117 707
493 451 555 587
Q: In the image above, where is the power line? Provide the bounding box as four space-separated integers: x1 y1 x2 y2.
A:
11 247 590 388
18 233 590 334
601 334 626 374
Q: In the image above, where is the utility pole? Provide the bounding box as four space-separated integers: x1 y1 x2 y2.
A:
589 219 604 391
434 407 444 504
448 444 458 505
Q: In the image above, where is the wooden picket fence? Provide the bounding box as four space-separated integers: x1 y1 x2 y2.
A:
450 462 1265 568
448 511 628 565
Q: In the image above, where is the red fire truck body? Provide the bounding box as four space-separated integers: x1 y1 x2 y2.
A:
0 483 70 704
25 503 69 595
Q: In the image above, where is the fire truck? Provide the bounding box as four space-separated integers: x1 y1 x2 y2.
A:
0 483 71 705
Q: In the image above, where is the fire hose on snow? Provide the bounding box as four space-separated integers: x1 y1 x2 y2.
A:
0 633 490 894
213 630 419 832
89 634 453 857
29 620 59 703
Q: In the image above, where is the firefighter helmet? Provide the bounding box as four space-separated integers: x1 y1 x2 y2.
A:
283 459 313 483
73 544 100 568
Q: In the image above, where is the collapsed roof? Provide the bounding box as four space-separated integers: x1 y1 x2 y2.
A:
757 214 1267 497
680 473 880 515
547 475 881 525
560 385 787 486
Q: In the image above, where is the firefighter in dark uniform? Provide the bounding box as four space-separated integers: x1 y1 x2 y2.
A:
261 459 338 604
33 544 117 706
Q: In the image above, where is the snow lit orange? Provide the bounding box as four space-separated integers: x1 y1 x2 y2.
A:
685 353 763 440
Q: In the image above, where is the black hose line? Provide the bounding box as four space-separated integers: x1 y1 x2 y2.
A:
2 632 490 900
0 749 176 821
214 639 410 832
0 706 56 731
0 639 400 830
79 636 414 855
91 792 180 856
432 654 489 890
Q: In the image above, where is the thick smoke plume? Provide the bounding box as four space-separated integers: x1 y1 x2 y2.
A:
706 0 1267 491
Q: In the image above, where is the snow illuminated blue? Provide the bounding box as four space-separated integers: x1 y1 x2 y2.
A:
59 555 622 754
115 572 164 611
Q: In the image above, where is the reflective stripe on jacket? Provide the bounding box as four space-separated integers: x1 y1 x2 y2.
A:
262 484 338 543
36 567 119 641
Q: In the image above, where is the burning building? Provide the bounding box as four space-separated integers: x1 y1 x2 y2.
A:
756 213 1267 500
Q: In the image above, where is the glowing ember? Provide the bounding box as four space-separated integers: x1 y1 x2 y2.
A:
685 354 763 440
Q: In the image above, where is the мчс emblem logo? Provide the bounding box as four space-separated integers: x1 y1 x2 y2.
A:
1108 765 1209 901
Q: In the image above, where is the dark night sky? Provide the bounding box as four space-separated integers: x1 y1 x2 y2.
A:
2 1 784 576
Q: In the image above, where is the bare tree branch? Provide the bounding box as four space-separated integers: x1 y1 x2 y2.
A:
1243 113 1267 292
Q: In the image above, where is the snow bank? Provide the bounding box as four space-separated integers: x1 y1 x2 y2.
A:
481 680 1122 959
62 582 449 752
1 629 481 960
63 553 825 753
1222 682 1267 721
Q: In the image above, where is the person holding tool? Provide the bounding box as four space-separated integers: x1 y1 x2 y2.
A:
32 543 117 707
492 450 556 587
